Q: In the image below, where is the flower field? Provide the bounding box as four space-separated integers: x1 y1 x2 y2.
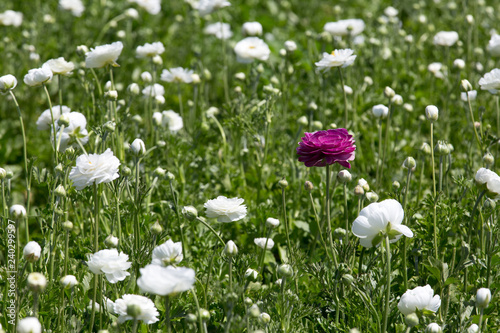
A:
0 0 499 332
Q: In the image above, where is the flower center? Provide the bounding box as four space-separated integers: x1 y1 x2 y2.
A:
249 45 256 49
331 51 335 56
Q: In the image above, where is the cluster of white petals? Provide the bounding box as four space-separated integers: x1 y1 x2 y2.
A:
487 34 500 57
69 148 120 190
152 239 183 266
87 249 131 283
59 0 85 17
128 0 161 15
54 112 89 152
36 105 71 130
315 49 356 70
23 241 42 262
136 42 165 58
44 57 75 75
398 285 441 315
0 74 17 92
161 67 194 83
475 167 500 199
114 294 159 324
254 237 274 250
195 0 231 16
323 19 365 37
152 110 184 132
204 22 233 40
0 10 23 27
142 83 165 97
242 22 263 36
479 68 500 93
433 31 459 46
24 64 53 87
85 41 124 68
204 196 247 222
137 264 195 295
17 317 42 333
234 37 271 63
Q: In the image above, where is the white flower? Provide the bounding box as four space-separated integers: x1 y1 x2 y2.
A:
487 34 500 56
36 105 71 130
86 249 131 283
384 6 398 17
224 240 238 256
427 62 444 78
352 199 413 248
23 241 41 263
0 74 17 92
10 204 26 219
426 323 442 333
398 285 441 316
136 42 165 58
85 41 124 68
53 112 89 152
242 22 262 36
141 71 153 82
433 31 459 46
468 324 479 333
323 19 365 37
475 167 500 199
27 272 47 292
87 297 115 312
425 105 439 122
195 0 231 16
204 22 233 40
17 317 41 333
69 148 120 190
126 8 139 19
59 0 85 17
114 294 159 324
315 49 356 70
254 237 274 250
0 10 23 27
24 64 53 87
137 264 195 295
234 37 271 63
453 58 465 69
60 275 78 288
142 83 165 97
461 90 477 102
152 239 183 266
372 104 389 118
266 217 280 228
44 57 75 75
161 67 194 83
162 110 184 132
130 138 146 156
204 196 247 222
358 178 369 191
128 0 161 15
476 288 492 308
284 40 297 52
479 68 500 93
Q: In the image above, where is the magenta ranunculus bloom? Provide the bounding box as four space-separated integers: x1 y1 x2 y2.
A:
296 129 356 168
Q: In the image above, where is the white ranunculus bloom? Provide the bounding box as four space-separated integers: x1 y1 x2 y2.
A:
17 317 42 333
266 217 280 228
204 196 247 222
315 49 356 70
128 0 161 15
204 22 233 40
352 199 413 248
254 237 274 250
234 37 271 63
53 112 89 152
195 0 231 16
152 111 163 126
10 204 26 219
487 34 500 57
425 105 439 122
85 41 124 68
284 40 297 52
137 264 195 295
130 138 146 156
242 21 263 36
60 275 78 288
372 104 389 118
59 0 85 17
398 285 441 316
426 323 442 333
323 19 365 37
0 74 17 92
468 324 479 333
142 83 165 97
136 41 165 58
0 10 23 27
479 68 500 94
113 294 159 324
427 62 444 78
384 6 398 17
36 105 71 130
44 57 75 75
27 272 47 292
87 297 115 313
161 67 194 83
433 31 459 46
24 64 53 87
86 249 131 283
475 167 500 199
461 90 477 102
162 110 183 132
23 241 41 263
152 239 183 266
224 240 238 256
476 288 492 308
69 148 120 190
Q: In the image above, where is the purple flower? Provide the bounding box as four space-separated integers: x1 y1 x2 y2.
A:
296 129 356 168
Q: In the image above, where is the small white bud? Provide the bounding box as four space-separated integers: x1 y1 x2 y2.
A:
425 105 439 121
266 218 280 228
130 138 146 156
224 240 238 256
337 170 352 183
60 275 78 289
384 86 395 98
23 241 41 263
476 288 491 309
27 272 47 292
284 40 297 52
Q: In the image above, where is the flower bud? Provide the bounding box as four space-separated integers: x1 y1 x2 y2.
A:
372 104 389 118
152 54 163 65
224 240 238 256
308 102 318 110
10 204 26 219
62 221 73 231
392 94 403 105
420 142 431 155
384 86 395 98
468 324 479 333
279 48 287 57
5 170 13 179
425 323 442 333
244 297 253 306
121 166 132 176
245 268 259 281
334 228 347 239
341 273 355 286
461 79 473 91
434 141 450 155
128 83 140 95
403 103 413 112
403 157 416 169
337 170 352 183
23 241 41 263
130 138 146 156
249 304 261 318
76 45 89 55
27 272 47 292
151 221 163 234
259 312 271 324
425 105 439 121
284 40 297 52
54 184 67 197
182 206 198 221
358 178 370 191
185 313 197 323
278 178 288 189
0 74 17 92
278 264 293 278
297 115 308 126
105 90 118 101
266 217 280 228
105 235 119 248
60 275 78 288
0 167 6 180
141 71 152 82
392 181 400 189
199 309 210 320
203 69 212 80
476 288 491 309
304 181 314 191
354 185 364 196
256 64 264 73
483 152 494 165
405 313 419 328
166 171 175 180
153 167 166 177
366 191 379 202
104 121 115 132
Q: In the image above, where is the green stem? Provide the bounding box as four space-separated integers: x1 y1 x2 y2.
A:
134 158 140 259
376 119 383 185
343 183 349 245
337 67 348 128
177 83 184 119
195 217 225 246
382 235 391 333
165 295 171 333
282 186 293 263
478 308 484 332
131 319 139 333
466 92 483 154
258 228 272 275
402 168 412 290
468 190 486 245
325 164 338 267
169 180 187 259
380 101 393 186
309 191 330 260
191 288 204 333
43 83 59 164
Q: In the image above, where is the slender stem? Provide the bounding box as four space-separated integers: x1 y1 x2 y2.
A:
478 308 484 332
282 186 293 263
343 183 349 245
134 158 140 258
94 183 100 252
32 292 39 316
325 164 338 267
90 68 103 96
402 168 412 290
169 180 187 259
131 319 139 333
468 190 486 245
380 101 392 186
218 13 230 105
43 83 59 164
376 119 383 185
115 190 122 251
191 288 204 333
165 295 172 333
64 230 69 275
439 155 443 193
337 67 348 128
382 235 391 333
58 74 63 106
466 92 483 154
195 217 225 246
258 228 272 275
309 191 330 260
177 83 184 119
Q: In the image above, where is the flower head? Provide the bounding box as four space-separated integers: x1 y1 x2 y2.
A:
242 21 263 36
352 199 413 248
398 285 441 316
315 49 356 70
195 0 231 16
17 317 42 333
433 31 459 46
60 275 78 288
59 0 85 17
476 288 492 309
24 64 53 86
137 264 195 295
204 22 233 40
0 10 23 27
10 204 26 219
204 196 247 222
479 68 500 93
487 34 500 57
23 241 41 263
475 168 500 199
128 0 161 15
136 42 165 58
44 57 75 75
160 67 194 83
87 249 131 283
27 272 47 292
323 19 365 37
296 129 356 168
142 83 165 97
53 112 89 152
113 294 159 324
161 110 183 132
69 149 120 190
152 239 183 266
234 37 271 63
0 74 17 92
254 237 274 250
36 105 71 130
372 104 389 118
85 41 123 68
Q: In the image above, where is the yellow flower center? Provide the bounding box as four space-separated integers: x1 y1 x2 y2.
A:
331 51 335 56
249 45 256 49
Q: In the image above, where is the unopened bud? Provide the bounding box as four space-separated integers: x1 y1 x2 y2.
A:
151 221 163 234
278 264 293 278
337 170 352 183
304 181 314 191
405 313 419 328
425 105 439 121
278 178 288 189
384 86 395 98
461 79 473 91
224 240 238 256
403 157 416 169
